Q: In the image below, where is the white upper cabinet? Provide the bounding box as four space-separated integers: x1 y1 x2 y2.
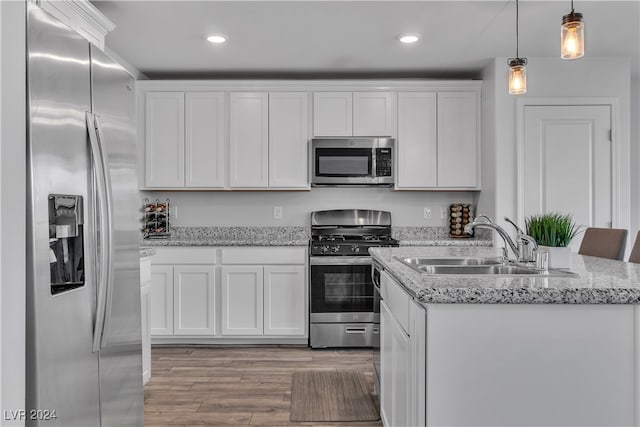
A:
268 92 310 188
313 91 396 137
229 92 269 188
396 90 480 190
396 92 438 188
353 92 396 137
143 91 226 189
313 92 353 136
185 92 225 188
144 92 185 188
437 91 479 188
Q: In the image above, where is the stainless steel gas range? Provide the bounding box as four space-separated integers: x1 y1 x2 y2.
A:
309 209 399 348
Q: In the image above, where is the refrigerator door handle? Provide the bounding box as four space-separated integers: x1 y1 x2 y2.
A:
86 112 113 353
93 114 116 349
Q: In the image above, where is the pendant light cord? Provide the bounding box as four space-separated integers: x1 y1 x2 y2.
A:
516 0 520 58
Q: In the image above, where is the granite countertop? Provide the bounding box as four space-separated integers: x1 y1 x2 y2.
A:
141 226 309 247
370 246 640 304
139 226 492 248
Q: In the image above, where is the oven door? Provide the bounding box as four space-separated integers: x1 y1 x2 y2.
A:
311 139 378 185
309 256 374 323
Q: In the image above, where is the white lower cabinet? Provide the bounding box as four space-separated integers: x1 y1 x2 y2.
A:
149 265 174 335
221 266 264 335
264 266 306 336
140 257 152 385
221 265 306 336
380 271 426 427
173 266 215 335
149 246 307 343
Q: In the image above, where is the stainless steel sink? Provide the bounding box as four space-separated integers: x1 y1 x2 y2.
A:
399 257 503 266
395 257 578 277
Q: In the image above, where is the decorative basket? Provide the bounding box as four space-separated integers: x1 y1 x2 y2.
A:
449 204 473 238
142 198 171 239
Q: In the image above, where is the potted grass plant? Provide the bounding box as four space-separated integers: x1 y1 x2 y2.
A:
525 213 582 268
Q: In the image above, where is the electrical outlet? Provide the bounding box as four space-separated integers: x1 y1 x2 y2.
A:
171 205 178 220
440 207 447 219
423 207 432 219
273 206 283 220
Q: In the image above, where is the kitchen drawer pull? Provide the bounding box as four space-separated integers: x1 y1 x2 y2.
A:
345 328 367 334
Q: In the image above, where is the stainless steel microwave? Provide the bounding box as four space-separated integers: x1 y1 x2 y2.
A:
311 138 394 186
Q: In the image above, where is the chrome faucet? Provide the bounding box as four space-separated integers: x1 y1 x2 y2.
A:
504 217 538 262
464 216 520 262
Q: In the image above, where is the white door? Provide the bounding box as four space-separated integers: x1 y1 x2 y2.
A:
149 265 174 335
185 92 225 188
353 92 396 137
380 301 393 426
263 266 306 336
409 300 426 427
390 306 411 427
173 266 215 335
220 266 264 335
522 105 612 250
396 92 437 189
269 92 309 188
437 91 479 188
313 92 353 136
144 92 185 188
229 92 269 188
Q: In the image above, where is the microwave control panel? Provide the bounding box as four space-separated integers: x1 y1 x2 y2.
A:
375 148 393 177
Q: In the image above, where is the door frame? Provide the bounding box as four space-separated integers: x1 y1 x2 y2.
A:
515 97 621 228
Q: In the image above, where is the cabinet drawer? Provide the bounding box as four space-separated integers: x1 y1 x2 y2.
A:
381 270 409 333
221 247 306 265
140 258 152 283
151 247 217 264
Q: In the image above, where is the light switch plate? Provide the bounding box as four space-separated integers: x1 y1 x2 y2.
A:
273 206 283 220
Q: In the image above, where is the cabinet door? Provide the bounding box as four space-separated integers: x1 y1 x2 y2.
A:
380 301 394 426
140 282 151 385
173 266 215 335
437 91 479 188
353 92 396 137
229 92 269 188
313 92 353 136
263 266 306 336
144 92 185 188
185 92 225 188
220 266 264 335
396 92 437 189
149 265 174 335
410 299 427 427
269 92 310 188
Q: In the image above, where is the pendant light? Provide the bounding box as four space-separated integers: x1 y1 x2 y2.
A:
508 0 527 95
561 0 584 59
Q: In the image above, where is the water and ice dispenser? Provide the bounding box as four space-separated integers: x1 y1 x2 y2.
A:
48 194 85 295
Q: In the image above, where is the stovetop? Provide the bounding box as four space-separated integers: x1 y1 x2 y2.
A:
310 233 398 256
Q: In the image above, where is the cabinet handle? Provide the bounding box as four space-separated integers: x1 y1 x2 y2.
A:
345 328 367 334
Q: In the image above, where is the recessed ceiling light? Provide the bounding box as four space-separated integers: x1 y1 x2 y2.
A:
398 34 420 44
207 35 227 44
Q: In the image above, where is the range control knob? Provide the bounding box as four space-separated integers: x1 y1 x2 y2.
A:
331 246 340 254
351 245 361 253
320 245 330 254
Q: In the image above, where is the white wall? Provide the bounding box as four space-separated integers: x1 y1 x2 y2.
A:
479 57 633 250
0 0 26 425
141 189 475 227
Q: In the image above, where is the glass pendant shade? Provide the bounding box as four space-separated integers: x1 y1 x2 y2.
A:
561 12 584 59
508 59 527 95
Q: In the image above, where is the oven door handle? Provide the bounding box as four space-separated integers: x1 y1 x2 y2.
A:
309 257 373 266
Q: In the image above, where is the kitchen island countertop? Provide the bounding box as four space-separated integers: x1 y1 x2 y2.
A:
370 246 640 304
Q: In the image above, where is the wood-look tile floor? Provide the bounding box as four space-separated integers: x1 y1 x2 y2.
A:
144 346 382 426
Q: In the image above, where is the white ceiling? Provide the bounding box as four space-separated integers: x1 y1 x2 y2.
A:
91 1 640 79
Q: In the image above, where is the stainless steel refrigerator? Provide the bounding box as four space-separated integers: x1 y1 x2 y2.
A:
25 3 143 426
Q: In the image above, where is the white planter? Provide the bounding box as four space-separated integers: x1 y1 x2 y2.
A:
539 245 572 269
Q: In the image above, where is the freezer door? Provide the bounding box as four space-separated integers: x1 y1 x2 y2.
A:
90 46 144 426
26 4 101 426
